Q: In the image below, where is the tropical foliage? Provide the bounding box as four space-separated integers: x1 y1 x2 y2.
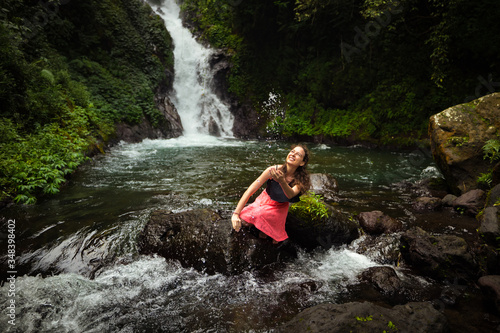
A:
0 0 174 204
478 138 500 188
182 0 500 144
289 191 330 223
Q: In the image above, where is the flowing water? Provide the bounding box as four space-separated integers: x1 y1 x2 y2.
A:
0 138 443 332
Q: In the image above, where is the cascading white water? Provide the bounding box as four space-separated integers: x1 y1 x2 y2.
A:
154 0 234 137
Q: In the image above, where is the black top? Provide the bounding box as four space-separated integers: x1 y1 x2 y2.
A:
265 179 301 203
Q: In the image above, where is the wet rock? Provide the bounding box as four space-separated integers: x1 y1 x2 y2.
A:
227 226 297 274
428 92 500 194
277 301 449 333
360 266 403 295
479 206 500 246
113 93 183 143
438 284 467 307
208 50 233 102
400 227 477 281
207 116 221 136
413 197 443 211
442 194 457 206
452 189 486 215
309 173 339 201
154 84 184 137
352 263 444 306
486 183 500 207
357 210 402 235
418 177 450 198
478 275 500 313
208 50 264 139
286 206 359 251
138 209 230 274
138 209 297 275
114 119 169 143
353 234 401 265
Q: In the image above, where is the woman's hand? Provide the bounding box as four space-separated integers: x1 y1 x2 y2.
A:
269 166 285 184
232 213 242 232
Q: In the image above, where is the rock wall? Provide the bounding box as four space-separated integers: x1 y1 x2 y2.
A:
208 51 265 139
429 92 500 194
112 80 183 144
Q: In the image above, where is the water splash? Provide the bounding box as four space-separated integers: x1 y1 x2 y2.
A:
0 250 377 332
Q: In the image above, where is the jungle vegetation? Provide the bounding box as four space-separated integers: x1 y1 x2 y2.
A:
0 0 174 204
1 0 500 204
181 0 500 143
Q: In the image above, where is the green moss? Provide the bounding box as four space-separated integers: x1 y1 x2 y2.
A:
447 135 469 147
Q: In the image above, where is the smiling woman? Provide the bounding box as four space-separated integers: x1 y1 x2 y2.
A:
231 144 311 243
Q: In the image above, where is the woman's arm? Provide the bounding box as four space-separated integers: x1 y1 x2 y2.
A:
231 166 273 232
269 167 302 199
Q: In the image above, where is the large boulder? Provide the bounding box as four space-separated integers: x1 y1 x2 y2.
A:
478 206 500 246
286 205 359 251
428 92 500 194
399 227 477 281
451 189 486 215
138 200 360 274
113 91 183 143
285 173 358 250
137 209 298 275
478 275 500 313
309 173 339 201
154 85 184 138
359 266 403 295
277 301 449 333
138 209 230 274
357 210 403 235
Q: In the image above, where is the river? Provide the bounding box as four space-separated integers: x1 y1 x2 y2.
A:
0 136 444 332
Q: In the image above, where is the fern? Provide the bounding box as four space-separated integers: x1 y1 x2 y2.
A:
477 172 493 187
483 139 500 163
289 191 330 224
477 139 500 189
40 69 55 84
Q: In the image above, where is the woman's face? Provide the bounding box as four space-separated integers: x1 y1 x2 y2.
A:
287 147 306 167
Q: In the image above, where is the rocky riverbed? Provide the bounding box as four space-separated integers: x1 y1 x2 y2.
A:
138 171 500 332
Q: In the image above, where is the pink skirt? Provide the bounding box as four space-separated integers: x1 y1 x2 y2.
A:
239 189 290 242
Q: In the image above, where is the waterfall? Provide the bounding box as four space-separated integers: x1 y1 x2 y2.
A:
153 0 234 138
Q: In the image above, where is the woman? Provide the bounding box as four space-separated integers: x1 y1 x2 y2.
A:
231 144 311 243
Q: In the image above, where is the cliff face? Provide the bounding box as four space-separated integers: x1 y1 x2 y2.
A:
429 92 500 194
207 51 264 139
114 82 183 144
